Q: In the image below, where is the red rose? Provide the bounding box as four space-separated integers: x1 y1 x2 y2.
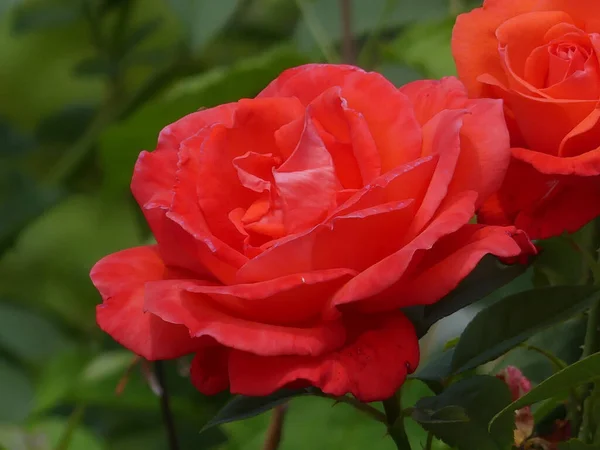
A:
91 65 532 402
452 0 600 239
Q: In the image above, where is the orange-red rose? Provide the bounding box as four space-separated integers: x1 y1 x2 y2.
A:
91 65 532 402
453 0 600 239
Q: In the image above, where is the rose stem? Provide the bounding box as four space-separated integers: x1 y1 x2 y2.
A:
263 404 288 450
155 361 180 450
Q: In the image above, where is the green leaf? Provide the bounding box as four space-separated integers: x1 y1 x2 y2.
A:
0 172 62 255
35 105 96 144
493 314 586 385
222 395 393 450
294 0 448 53
12 2 81 34
452 285 600 373
27 419 105 450
0 119 35 157
411 405 470 424
166 0 241 53
81 350 134 384
0 303 68 365
376 63 423 87
419 255 530 334
34 348 89 414
411 348 455 393
201 388 313 432
386 17 456 78
534 237 586 286
0 194 142 330
558 439 600 449
0 359 34 422
491 353 600 430
413 376 514 450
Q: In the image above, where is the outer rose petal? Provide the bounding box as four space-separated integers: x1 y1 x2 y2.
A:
90 246 201 360
399 77 469 126
144 270 356 356
479 154 600 239
260 64 423 172
223 311 419 402
537 0 600 30
376 225 533 309
400 77 511 209
190 339 230 395
452 0 540 97
329 191 479 313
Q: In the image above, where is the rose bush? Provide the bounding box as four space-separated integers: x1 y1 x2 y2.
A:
453 0 600 239
91 64 533 402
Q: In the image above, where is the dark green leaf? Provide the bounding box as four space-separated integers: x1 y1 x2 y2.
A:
124 18 163 52
414 376 513 450
493 315 586 385
0 172 62 254
558 439 600 449
411 348 455 393
419 255 530 333
0 119 35 157
0 359 34 422
452 286 600 373
12 3 81 34
201 388 313 432
36 104 96 143
386 17 456 78
34 348 89 414
377 63 423 87
167 0 241 53
411 405 470 424
72 57 112 78
0 302 68 365
28 419 104 450
294 0 448 52
534 237 586 286
491 353 600 429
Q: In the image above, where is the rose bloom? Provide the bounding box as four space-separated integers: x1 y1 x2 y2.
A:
453 0 600 239
91 64 532 402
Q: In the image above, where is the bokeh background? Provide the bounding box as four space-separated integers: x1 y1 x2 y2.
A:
3 0 567 449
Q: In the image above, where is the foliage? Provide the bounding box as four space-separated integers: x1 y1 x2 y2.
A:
3 0 600 450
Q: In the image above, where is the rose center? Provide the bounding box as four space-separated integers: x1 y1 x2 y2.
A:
545 40 589 87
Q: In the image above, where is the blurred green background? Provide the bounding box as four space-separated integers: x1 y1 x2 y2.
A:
0 0 483 449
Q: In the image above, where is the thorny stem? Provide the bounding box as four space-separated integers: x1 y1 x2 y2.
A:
382 392 411 449
579 299 600 442
327 394 387 423
155 361 180 450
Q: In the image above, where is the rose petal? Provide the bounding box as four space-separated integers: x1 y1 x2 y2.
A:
399 77 469 125
329 190 478 312
273 113 341 233
479 155 600 238
190 339 230 395
156 103 237 152
496 11 576 97
261 64 422 173
236 158 436 283
226 311 419 402
407 109 465 235
538 0 600 30
144 272 354 356
91 246 202 360
452 0 540 97
374 225 533 309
